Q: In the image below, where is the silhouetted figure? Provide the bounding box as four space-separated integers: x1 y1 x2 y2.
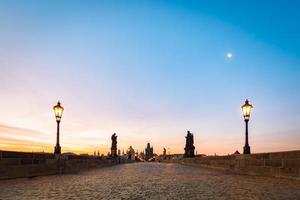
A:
127 146 135 160
184 131 195 158
145 143 153 161
111 133 118 157
163 148 166 156
162 148 167 160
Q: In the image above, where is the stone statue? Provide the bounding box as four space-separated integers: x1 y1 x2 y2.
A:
184 131 195 157
111 133 118 157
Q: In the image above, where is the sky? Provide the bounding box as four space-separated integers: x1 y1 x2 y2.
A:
0 0 300 155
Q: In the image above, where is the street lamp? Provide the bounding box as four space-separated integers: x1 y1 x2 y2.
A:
53 101 64 155
241 99 253 154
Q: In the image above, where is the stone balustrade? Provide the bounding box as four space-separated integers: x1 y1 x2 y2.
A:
164 150 300 180
0 150 132 180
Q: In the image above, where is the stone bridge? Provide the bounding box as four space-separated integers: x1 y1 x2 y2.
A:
0 162 300 200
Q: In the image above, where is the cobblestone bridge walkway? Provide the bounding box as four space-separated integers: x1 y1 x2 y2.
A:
0 162 299 200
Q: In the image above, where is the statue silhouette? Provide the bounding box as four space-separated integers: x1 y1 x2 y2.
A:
184 131 195 157
111 133 118 157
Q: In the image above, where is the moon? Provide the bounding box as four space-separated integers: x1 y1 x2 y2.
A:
227 53 233 59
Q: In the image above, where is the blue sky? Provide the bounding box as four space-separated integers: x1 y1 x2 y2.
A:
0 0 299 154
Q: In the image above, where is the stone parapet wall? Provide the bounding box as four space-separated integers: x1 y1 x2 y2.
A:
164 150 300 180
0 150 133 180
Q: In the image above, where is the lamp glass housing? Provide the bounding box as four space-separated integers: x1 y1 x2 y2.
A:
242 100 253 120
53 101 64 122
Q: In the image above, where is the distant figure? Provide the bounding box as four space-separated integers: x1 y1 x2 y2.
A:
162 148 167 160
127 146 135 160
184 131 195 158
111 133 118 157
140 151 145 159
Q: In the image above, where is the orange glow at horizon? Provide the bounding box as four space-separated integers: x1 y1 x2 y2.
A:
0 123 299 156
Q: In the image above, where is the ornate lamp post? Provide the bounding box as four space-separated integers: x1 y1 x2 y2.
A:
53 101 64 155
241 99 253 154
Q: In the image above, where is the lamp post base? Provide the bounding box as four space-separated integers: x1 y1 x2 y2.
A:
54 145 61 155
243 145 251 154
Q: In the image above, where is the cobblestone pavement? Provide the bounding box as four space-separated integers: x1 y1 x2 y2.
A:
0 162 299 200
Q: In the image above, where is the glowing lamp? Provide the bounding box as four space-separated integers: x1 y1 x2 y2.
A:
241 99 253 121
53 101 64 122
